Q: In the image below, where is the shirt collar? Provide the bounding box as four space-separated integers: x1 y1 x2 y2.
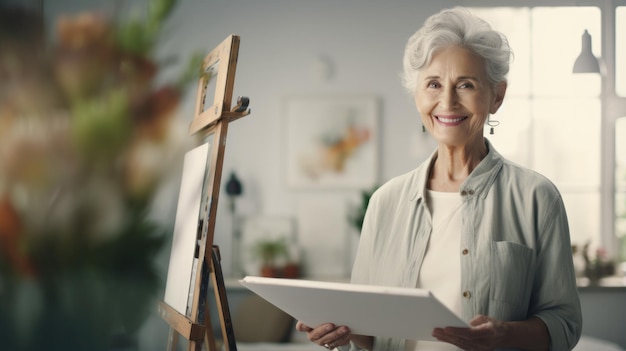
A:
410 138 504 202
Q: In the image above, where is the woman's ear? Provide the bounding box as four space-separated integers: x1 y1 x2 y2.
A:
490 81 507 114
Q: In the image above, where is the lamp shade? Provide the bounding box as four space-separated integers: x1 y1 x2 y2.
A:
572 30 600 74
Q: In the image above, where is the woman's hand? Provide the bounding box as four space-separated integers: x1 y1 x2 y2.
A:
431 315 549 351
295 321 352 349
432 315 507 351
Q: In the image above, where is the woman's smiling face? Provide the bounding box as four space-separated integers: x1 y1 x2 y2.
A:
415 45 505 147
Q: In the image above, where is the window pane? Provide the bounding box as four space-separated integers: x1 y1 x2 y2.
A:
532 98 600 187
617 7 626 96
486 97 532 168
470 7 531 96
532 7 601 97
617 117 626 190
616 117 626 260
564 193 600 247
616 192 626 260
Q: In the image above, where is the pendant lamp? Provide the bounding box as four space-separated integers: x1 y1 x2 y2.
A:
572 29 601 74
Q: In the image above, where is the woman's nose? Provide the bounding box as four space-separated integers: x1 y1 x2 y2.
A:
440 87 459 109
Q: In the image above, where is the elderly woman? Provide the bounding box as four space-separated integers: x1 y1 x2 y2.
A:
296 7 582 351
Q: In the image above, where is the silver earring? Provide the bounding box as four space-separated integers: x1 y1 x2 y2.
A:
487 116 500 135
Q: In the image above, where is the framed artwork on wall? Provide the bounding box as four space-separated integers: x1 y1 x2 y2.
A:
284 95 379 189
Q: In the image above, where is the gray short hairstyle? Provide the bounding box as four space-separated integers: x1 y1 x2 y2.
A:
401 7 512 94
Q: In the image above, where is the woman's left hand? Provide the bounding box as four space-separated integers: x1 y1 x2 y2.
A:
432 315 507 351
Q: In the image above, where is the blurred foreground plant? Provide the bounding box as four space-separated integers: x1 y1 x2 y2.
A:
0 0 201 349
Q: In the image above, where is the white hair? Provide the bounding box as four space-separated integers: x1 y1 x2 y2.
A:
401 7 512 94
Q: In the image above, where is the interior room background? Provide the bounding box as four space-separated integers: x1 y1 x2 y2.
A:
27 0 626 349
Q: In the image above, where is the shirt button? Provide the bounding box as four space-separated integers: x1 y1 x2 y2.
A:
461 190 468 196
462 249 469 255
468 189 475 195
462 291 472 299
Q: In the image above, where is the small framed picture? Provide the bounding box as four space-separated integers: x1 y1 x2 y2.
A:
284 95 379 189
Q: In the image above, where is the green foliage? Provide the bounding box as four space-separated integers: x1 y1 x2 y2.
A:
253 238 288 266
71 88 131 160
348 185 378 233
177 51 205 92
0 0 201 349
116 0 177 56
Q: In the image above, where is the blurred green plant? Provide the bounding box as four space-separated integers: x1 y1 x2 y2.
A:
253 238 288 268
347 185 379 233
0 0 202 349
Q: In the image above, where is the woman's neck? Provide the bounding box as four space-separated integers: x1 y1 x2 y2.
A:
427 139 487 192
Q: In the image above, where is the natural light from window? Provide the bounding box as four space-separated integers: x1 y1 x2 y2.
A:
617 7 625 97
616 117 626 259
471 7 601 249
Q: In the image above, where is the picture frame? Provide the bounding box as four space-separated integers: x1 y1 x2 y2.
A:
189 34 241 135
284 95 379 189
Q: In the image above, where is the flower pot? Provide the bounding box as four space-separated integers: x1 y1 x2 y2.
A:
260 265 280 278
282 263 300 279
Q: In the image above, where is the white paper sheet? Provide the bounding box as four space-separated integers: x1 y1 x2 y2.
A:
239 276 468 341
163 143 210 315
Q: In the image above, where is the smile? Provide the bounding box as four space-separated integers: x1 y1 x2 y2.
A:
435 115 468 125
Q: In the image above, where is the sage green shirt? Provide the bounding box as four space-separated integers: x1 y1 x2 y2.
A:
343 140 582 351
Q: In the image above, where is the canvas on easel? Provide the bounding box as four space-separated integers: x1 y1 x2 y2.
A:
158 34 250 351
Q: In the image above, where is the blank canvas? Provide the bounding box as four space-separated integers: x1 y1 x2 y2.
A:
164 142 210 315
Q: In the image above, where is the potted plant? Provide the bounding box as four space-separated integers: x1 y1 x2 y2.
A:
253 238 288 277
0 0 202 349
282 250 301 279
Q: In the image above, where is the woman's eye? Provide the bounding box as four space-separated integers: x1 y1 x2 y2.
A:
458 82 474 89
427 81 440 88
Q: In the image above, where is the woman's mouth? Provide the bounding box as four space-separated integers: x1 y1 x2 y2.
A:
435 115 468 126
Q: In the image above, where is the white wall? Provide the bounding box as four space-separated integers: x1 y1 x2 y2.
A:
164 0 447 277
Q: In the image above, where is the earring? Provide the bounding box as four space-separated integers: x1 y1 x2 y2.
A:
487 116 500 135
422 124 426 133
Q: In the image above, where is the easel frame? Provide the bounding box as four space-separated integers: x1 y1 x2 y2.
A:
158 34 250 351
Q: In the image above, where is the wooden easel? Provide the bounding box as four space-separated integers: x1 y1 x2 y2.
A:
158 34 250 351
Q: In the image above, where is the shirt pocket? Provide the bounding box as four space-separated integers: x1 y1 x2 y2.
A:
489 241 535 309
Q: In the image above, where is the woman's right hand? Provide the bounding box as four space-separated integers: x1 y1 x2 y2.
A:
295 321 351 349
295 321 373 350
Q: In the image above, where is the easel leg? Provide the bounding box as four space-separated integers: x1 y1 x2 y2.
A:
202 260 218 351
204 302 214 351
198 258 218 351
211 246 237 351
189 340 203 351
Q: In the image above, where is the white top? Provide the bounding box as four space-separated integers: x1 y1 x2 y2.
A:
406 190 463 351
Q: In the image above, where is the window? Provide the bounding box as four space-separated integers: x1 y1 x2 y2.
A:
616 117 626 260
471 7 607 254
617 7 626 97
613 7 626 262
